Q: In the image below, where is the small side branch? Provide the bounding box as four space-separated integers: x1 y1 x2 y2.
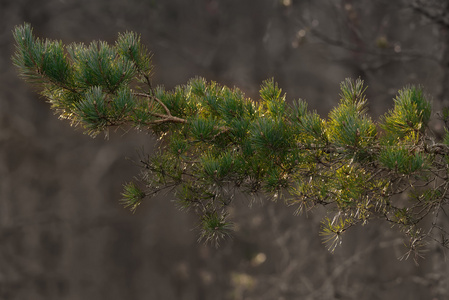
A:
134 92 172 116
146 115 188 125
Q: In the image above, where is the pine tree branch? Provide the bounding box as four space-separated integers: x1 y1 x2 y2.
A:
13 23 449 257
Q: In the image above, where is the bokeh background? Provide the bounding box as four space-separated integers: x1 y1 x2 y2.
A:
1 0 448 299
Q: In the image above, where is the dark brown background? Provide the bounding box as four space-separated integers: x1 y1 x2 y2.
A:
1 0 448 299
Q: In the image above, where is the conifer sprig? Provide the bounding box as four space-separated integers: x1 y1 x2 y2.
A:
13 23 449 258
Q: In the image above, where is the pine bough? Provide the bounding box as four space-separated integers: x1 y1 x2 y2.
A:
13 24 449 260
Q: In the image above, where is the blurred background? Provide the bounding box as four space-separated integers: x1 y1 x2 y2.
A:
1 0 449 299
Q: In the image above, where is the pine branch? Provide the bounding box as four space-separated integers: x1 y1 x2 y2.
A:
12 23 449 260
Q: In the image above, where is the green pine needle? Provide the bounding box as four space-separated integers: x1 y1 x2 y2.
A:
121 182 146 213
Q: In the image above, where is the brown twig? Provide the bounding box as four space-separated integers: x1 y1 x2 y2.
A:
134 92 172 116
